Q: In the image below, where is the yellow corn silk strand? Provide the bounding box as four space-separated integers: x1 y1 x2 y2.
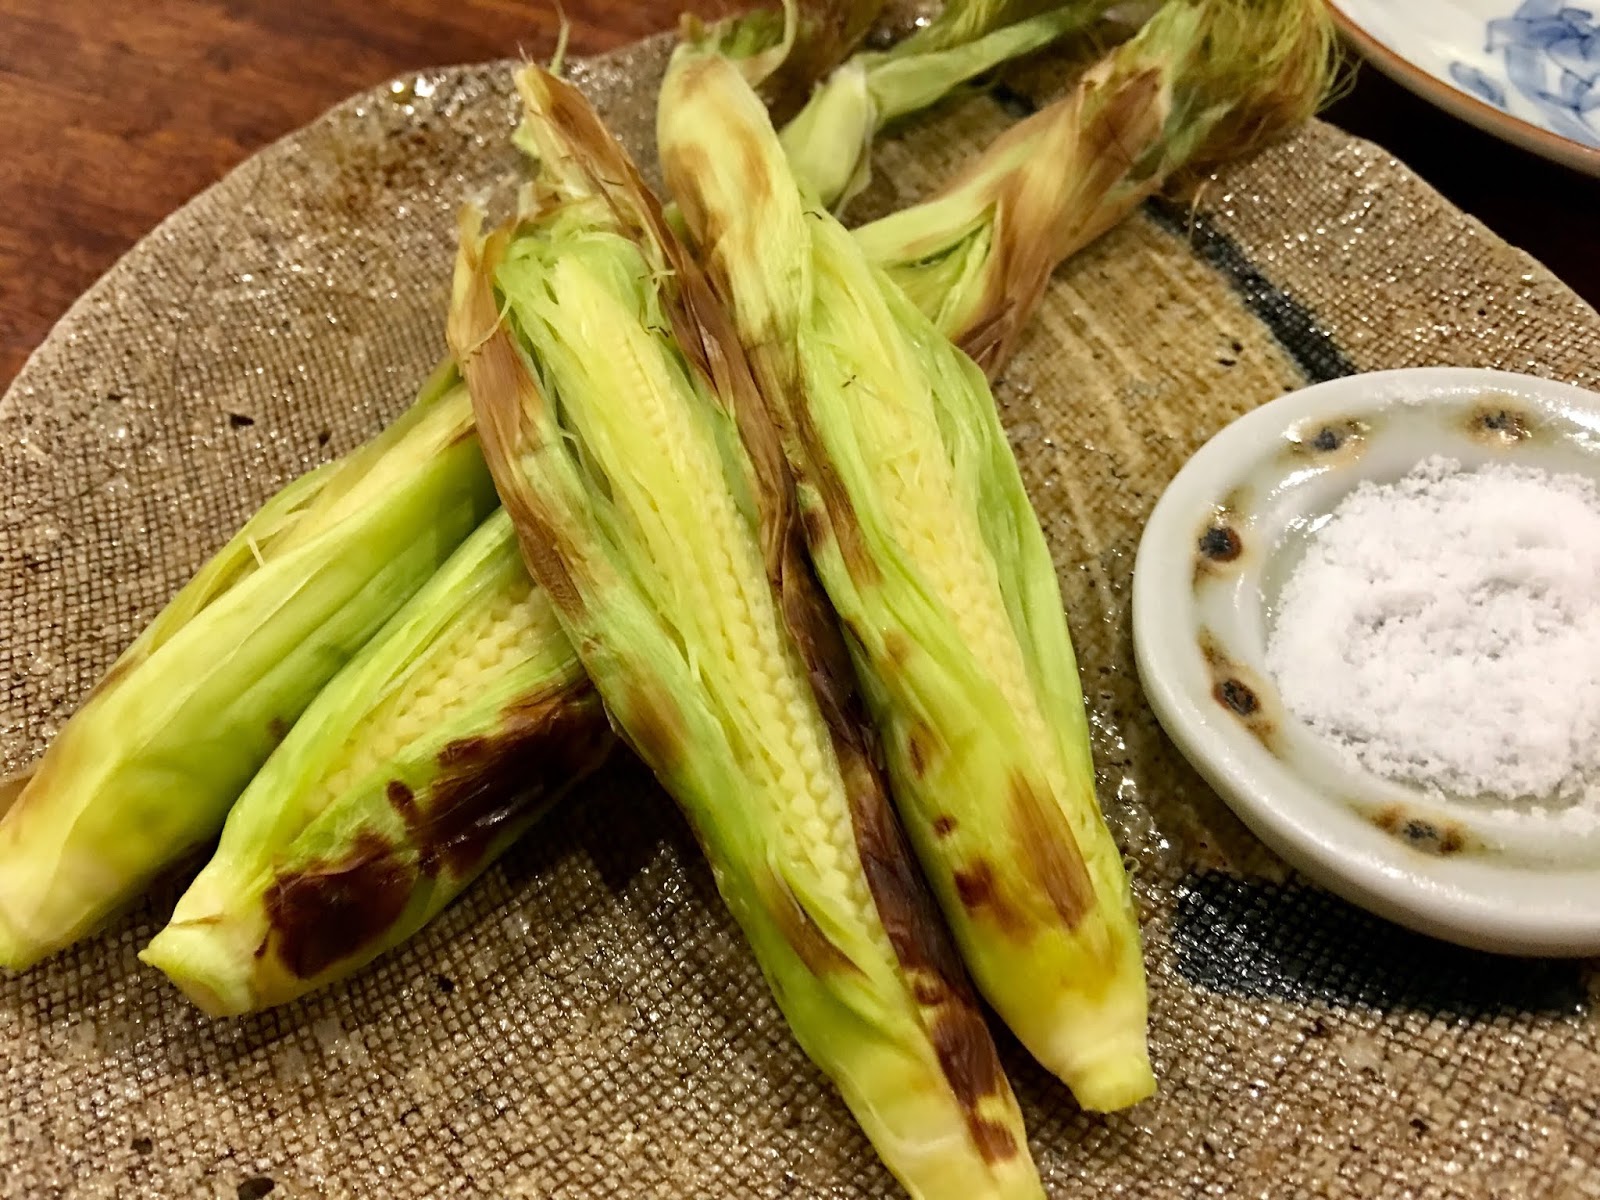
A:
660 46 1153 1111
142 511 609 1016
449 65 1044 1200
853 0 1340 376
0 366 498 970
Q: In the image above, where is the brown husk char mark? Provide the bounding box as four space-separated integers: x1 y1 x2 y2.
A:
392 686 608 877
1009 773 1094 927
264 832 414 980
692 0 888 125
266 684 608 979
956 69 1166 376
453 66 1027 1173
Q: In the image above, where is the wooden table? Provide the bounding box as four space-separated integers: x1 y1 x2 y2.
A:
2 0 1597 391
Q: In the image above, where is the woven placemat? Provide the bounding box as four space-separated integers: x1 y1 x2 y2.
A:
2 32 1598 1200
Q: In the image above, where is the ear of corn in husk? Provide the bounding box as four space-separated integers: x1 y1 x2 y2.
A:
0 367 498 970
853 0 1340 375
780 0 1115 211
140 510 609 1015
450 64 1045 1200
660 41 1153 1112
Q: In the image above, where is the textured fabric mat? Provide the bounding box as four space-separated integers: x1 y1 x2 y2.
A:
3 31 1599 1200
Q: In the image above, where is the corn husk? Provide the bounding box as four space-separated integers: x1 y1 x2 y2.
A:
781 0 1115 211
0 368 497 969
661 41 1154 1111
449 64 1046 1200
854 0 1341 375
141 511 609 1014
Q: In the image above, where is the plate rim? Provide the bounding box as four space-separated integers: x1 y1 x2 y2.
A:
1328 1 1600 178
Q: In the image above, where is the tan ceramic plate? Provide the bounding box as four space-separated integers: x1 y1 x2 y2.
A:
3 33 1599 1200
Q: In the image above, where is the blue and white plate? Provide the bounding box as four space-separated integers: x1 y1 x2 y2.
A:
1332 0 1600 176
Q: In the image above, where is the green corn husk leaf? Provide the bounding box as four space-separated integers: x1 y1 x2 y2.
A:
450 65 1045 1200
140 510 609 1015
853 0 1341 375
897 0 1088 55
661 45 1153 1112
0 367 499 970
779 2 1112 212
679 0 887 124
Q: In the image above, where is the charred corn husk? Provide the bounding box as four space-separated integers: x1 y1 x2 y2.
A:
0 367 498 969
140 511 608 1014
683 0 887 124
854 0 1340 375
780 0 1113 210
451 65 1045 1200
661 43 1153 1111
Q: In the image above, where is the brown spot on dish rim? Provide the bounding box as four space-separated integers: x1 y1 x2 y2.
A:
1196 629 1280 750
1469 402 1533 445
1197 520 1243 564
1285 417 1370 462
1368 803 1472 857
1214 678 1259 717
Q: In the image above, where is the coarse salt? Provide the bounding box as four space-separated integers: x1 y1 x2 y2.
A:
1265 455 1600 828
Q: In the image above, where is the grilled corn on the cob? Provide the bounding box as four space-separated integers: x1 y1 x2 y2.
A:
450 65 1045 1200
660 42 1153 1111
0 369 497 969
141 511 608 1014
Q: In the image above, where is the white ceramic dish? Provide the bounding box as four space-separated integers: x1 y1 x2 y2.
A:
1331 0 1600 177
1133 367 1600 956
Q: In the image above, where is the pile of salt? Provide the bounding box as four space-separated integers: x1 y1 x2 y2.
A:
1265 456 1600 825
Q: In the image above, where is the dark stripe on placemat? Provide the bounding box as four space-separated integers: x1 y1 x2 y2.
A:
988 81 1039 120
1147 202 1358 385
1173 872 1587 1018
